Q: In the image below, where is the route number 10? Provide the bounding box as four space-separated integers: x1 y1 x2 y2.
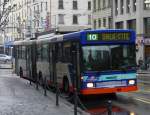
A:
87 34 98 41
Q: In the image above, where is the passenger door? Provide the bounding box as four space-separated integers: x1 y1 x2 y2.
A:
71 42 81 90
26 46 32 79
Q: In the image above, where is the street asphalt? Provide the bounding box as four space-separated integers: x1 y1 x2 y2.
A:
114 70 150 115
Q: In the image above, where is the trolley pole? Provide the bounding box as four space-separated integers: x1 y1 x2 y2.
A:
74 87 78 115
72 50 78 115
56 82 59 106
107 100 112 115
29 79 32 85
36 76 39 90
53 50 59 106
44 77 47 96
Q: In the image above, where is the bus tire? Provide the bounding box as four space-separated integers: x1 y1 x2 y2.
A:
19 67 23 78
63 77 69 93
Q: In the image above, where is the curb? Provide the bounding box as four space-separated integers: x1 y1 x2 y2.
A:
22 78 89 115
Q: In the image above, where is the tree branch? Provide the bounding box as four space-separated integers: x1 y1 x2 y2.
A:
0 0 16 30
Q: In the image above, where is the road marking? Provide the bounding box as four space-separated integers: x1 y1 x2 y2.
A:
141 90 150 93
135 97 150 104
134 89 150 93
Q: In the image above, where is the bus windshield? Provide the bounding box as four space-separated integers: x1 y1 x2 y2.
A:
82 45 136 71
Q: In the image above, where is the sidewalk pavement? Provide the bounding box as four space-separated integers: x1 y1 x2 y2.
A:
0 69 88 115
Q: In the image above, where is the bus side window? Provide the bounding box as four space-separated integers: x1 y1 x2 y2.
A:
37 45 42 61
22 46 26 60
19 46 22 59
57 43 63 62
63 42 71 63
16 46 18 58
42 44 49 62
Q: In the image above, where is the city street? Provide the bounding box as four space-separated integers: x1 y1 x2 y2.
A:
113 72 150 115
0 0 150 115
77 72 150 115
0 64 150 115
0 67 83 115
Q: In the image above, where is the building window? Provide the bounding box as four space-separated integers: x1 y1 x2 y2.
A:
108 0 111 7
93 0 96 12
127 19 136 31
88 15 91 25
98 19 101 28
58 0 64 9
88 1 91 10
144 18 150 34
34 6 36 13
115 21 123 29
45 2 48 11
37 5 39 12
120 0 124 14
103 0 106 9
133 0 136 12
58 14 64 24
41 2 43 12
94 20 97 29
103 18 106 27
108 17 112 29
98 0 101 10
126 0 130 13
73 0 78 10
144 0 150 10
73 15 78 24
115 0 118 15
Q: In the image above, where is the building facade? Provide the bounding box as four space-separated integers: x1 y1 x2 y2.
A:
92 0 150 67
5 0 92 41
92 0 113 29
50 0 92 33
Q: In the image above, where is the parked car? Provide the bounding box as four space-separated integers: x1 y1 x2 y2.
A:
0 54 12 63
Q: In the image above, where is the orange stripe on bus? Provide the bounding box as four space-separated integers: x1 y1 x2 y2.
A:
80 86 138 95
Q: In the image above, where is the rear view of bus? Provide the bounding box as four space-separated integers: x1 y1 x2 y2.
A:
80 29 137 95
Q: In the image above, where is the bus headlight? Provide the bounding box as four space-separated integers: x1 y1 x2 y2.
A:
87 83 94 88
129 80 135 85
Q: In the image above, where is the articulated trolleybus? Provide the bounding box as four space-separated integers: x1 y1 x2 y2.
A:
13 29 137 95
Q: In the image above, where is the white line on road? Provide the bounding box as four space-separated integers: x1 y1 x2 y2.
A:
135 97 150 104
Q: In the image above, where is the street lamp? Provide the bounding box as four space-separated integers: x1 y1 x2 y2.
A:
2 29 6 54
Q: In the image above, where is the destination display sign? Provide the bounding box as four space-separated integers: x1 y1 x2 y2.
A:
86 32 131 42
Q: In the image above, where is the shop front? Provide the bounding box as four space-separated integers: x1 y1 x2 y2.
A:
144 38 150 70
